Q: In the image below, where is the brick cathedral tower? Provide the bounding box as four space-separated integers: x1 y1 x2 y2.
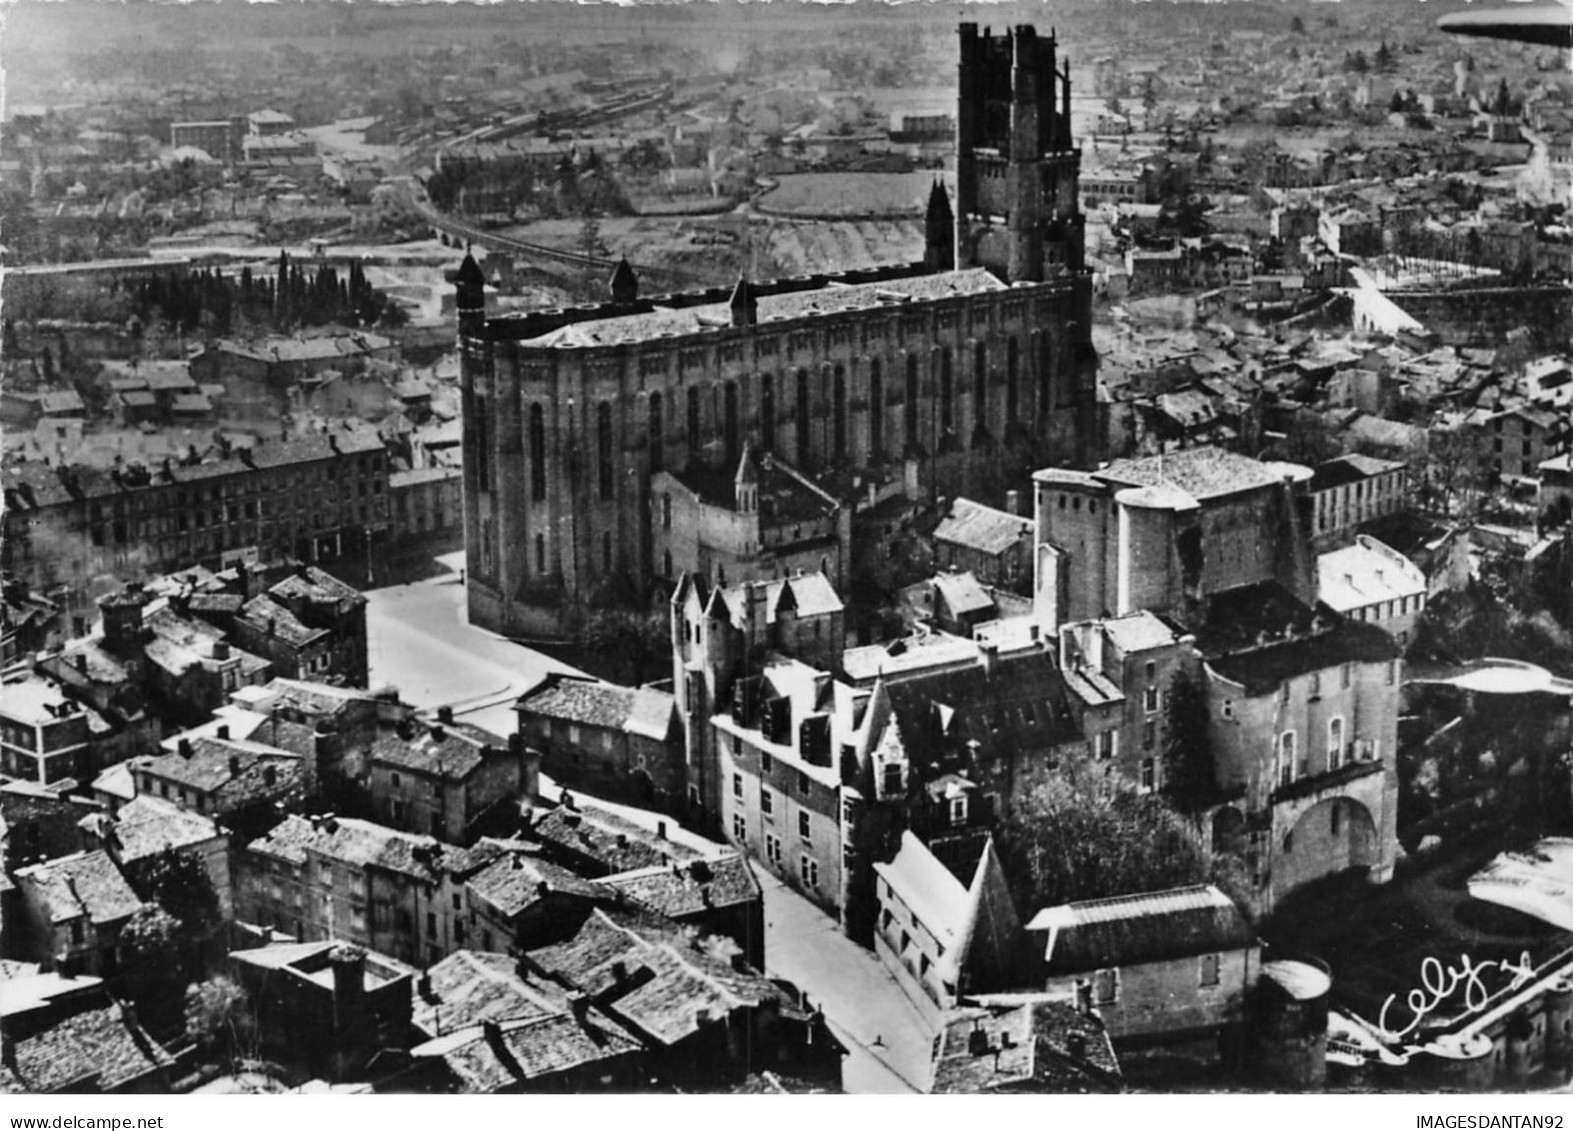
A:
955 24 1085 282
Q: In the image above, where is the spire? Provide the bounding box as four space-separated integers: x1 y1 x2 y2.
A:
609 256 639 305
734 443 758 514
456 245 485 290
924 179 955 273
728 274 758 328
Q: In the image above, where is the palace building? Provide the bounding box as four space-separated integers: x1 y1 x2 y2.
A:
457 23 1100 634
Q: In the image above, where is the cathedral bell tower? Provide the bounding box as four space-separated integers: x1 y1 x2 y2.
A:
955 24 1085 283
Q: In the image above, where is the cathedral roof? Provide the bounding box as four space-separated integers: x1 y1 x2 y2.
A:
522 269 1006 349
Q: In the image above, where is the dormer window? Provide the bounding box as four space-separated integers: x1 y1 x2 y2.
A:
949 794 968 826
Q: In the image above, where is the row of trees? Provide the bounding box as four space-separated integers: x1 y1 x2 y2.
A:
127 251 406 336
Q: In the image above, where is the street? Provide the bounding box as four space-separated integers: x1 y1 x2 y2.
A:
758 871 941 1094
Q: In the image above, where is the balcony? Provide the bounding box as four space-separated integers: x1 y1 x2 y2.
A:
1271 756 1383 807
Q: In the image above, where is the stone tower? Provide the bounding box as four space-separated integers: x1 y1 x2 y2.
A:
955 24 1085 282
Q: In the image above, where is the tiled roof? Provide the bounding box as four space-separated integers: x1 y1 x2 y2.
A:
137 736 303 804
1096 446 1306 502
237 594 326 648
602 854 760 919
465 851 607 921
14 850 143 925
515 677 677 743
370 720 504 780
1026 884 1255 972
2 428 384 511
103 796 221 864
526 908 779 1047
1309 453 1406 491
933 498 1032 557
930 1000 1122 1094
531 805 701 876
267 566 362 606
249 815 448 879
0 997 173 1094
413 1003 641 1092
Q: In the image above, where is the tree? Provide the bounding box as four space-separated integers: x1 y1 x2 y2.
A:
142 847 222 939
1162 669 1215 813
120 904 188 1029
1375 41 1396 74
995 771 1219 913
1345 50 1370 75
1290 15 1306 34
185 976 255 1062
1141 74 1159 122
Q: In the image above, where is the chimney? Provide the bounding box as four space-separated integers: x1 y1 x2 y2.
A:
217 724 230 740
178 738 193 759
437 706 454 725
656 821 667 839
567 991 589 1022
967 1026 990 1057
74 654 87 674
535 880 550 899
980 640 999 679
430 724 446 744
228 754 242 777
1067 1030 1089 1060
1006 489 1020 516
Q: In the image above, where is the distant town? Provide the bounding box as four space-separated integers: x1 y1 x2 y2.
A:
2 0 1572 1097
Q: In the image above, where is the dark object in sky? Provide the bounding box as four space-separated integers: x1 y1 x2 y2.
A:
1436 2 1573 49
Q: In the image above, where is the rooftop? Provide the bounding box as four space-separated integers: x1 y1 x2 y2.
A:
13 850 143 926
99 795 220 863
1026 884 1255 972
515 676 677 743
530 804 702 876
1309 452 1408 492
1095 446 1309 503
370 719 506 780
930 999 1122 1094
519 269 1005 349
602 854 761 919
933 498 1032 557
0 996 173 1094
525 907 779 1048
1317 540 1426 613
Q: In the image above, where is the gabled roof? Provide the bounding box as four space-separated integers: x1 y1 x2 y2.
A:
1026 884 1255 972
932 570 994 617
1309 452 1407 491
136 736 303 803
14 850 143 925
531 805 702 876
602 854 761 919
100 796 221 864
369 720 505 780
515 675 677 743
465 851 608 921
933 498 1031 557
525 908 780 1047
0 995 173 1094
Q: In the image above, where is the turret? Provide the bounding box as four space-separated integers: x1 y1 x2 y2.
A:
734 444 758 514
728 275 757 328
609 257 639 306
452 248 486 337
924 180 955 272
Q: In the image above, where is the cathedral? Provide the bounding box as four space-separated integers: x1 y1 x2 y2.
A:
457 23 1100 635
